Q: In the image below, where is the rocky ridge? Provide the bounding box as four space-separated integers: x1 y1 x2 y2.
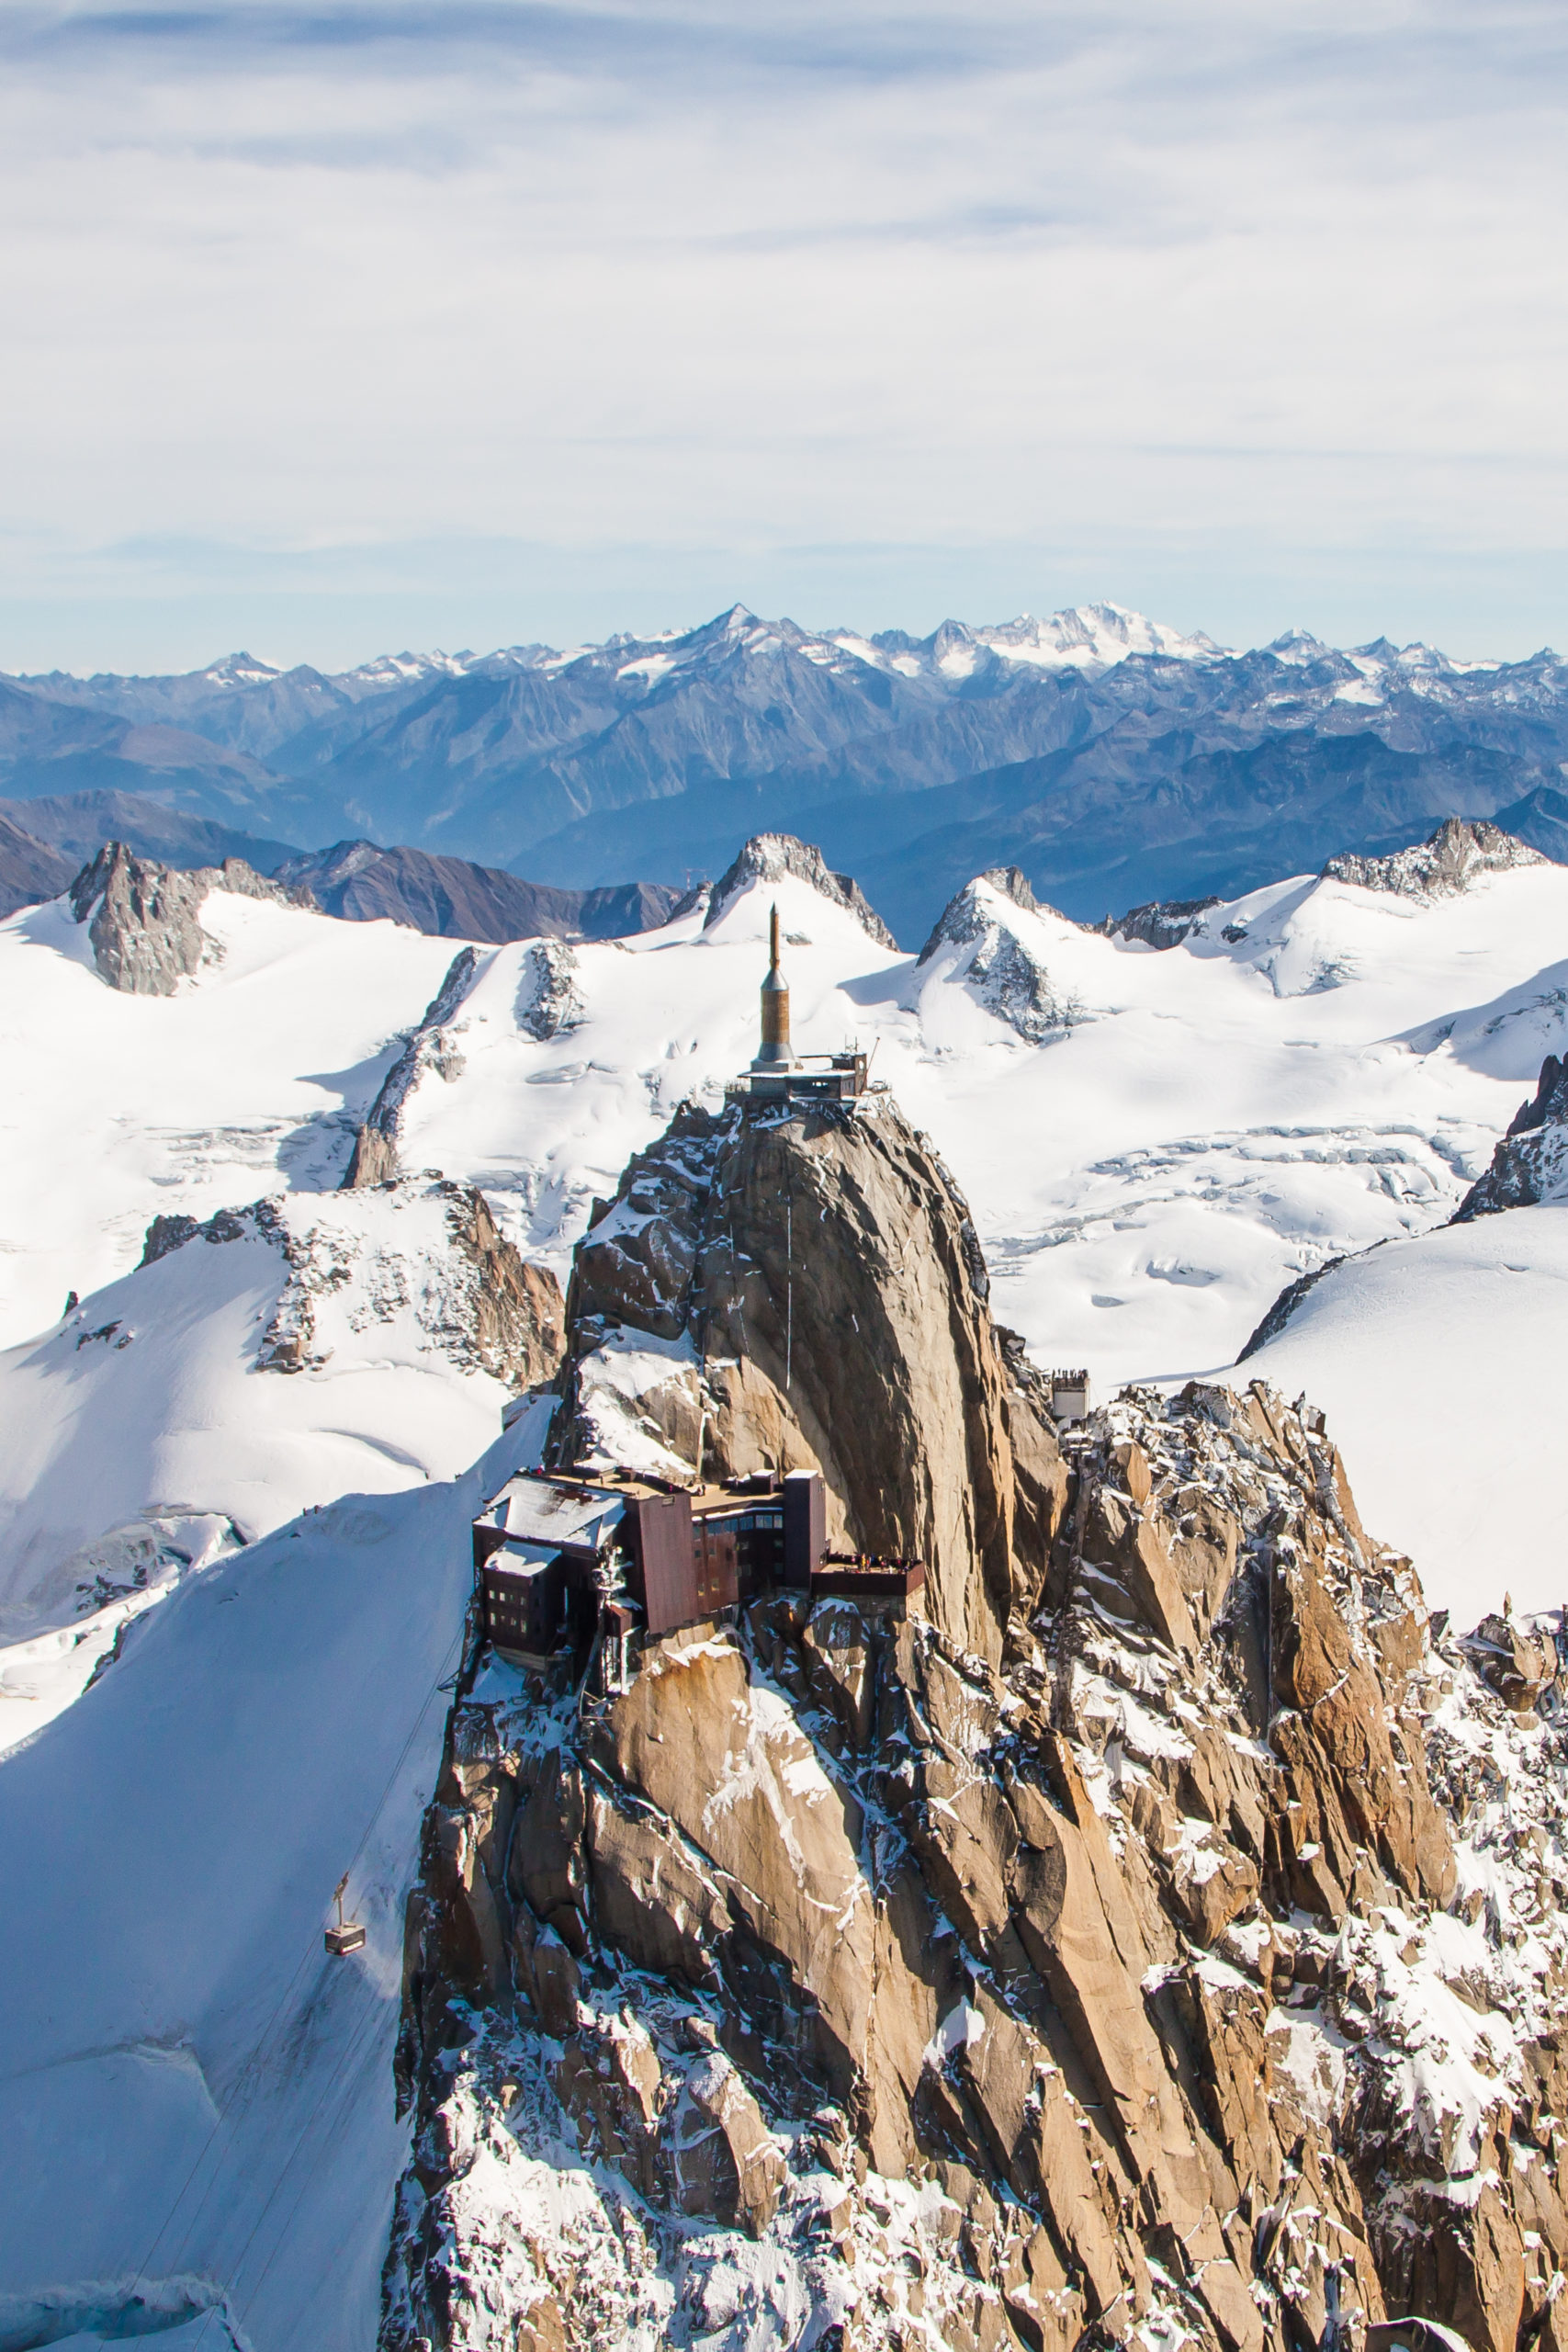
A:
67 839 311 995
918 869 1083 1043
0 805 74 918
705 836 897 950
275 837 681 946
1454 1055 1568 1221
381 1093 1568 2352
140 1177 564 1392
1095 896 1224 951
344 949 483 1189
1322 819 1545 900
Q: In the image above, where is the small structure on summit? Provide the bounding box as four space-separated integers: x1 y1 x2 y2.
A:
728 904 870 1106
472 1459 928 1690
473 1465 852 1687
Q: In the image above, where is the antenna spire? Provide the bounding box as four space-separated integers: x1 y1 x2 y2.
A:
752 900 797 1069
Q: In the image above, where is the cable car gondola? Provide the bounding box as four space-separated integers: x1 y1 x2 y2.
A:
324 1871 366 1957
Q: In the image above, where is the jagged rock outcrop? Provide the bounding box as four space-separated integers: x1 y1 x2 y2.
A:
343 947 481 1189
919 868 1084 1041
516 938 586 1042
67 840 311 994
554 1092 1066 1663
1324 817 1546 899
136 1178 563 1391
1096 894 1222 949
1453 1053 1568 1219
705 833 897 949
383 1099 1568 2352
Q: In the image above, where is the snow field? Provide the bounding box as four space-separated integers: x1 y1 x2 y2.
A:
0 1405 549 2352
0 890 458 1345
1237 1204 1568 1619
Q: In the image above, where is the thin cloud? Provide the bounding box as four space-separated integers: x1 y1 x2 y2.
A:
0 0 1563 665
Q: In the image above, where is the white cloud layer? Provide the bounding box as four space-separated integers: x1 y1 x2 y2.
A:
0 0 1564 667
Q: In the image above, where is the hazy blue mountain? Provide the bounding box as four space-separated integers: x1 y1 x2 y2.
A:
8 605 1565 942
0 808 73 918
275 839 681 944
0 788 300 878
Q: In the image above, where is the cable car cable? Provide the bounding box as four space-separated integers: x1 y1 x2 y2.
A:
123 1613 468 2315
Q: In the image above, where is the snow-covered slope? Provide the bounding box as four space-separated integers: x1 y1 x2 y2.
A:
0 1181 531 1751
6 836 1566 1447
1236 1205 1568 1618
0 888 457 1342
0 1406 547 2352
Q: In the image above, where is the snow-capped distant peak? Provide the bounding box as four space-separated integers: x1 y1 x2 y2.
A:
342 649 474 688
201 650 284 687
976 603 1223 672
1267 629 1329 665
829 604 1222 684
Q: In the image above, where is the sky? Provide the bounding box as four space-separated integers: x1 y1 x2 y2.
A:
0 0 1564 673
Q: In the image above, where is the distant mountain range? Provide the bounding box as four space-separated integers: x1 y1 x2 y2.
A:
273 840 682 945
6 603 1568 941
0 794 683 944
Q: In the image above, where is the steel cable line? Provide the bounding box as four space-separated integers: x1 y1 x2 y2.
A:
123 1613 468 2321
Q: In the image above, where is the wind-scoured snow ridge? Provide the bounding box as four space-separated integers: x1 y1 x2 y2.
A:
1323 818 1547 900
916 867 1084 1042
704 833 896 948
343 946 483 1188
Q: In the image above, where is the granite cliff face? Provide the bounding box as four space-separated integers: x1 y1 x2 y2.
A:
1454 1054 1568 1220
554 1091 1059 1664
382 1096 1568 2352
68 839 311 994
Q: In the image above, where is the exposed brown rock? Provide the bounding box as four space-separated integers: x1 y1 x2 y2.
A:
669 2051 785 2234
383 1091 1568 2352
68 840 310 994
554 2013 664 2195
558 1093 1052 1662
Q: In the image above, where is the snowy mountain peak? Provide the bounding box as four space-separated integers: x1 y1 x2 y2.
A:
703 832 897 947
341 648 473 689
1266 628 1329 664
915 865 1083 1041
201 650 284 686
976 601 1223 671
917 865 1042 963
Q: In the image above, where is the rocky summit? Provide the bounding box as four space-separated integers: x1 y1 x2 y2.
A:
380 1088 1568 2352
